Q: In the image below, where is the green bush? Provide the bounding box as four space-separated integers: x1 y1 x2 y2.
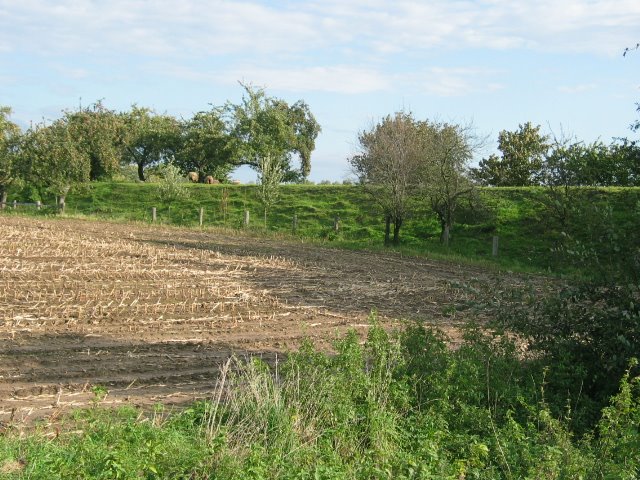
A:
492 281 640 433
155 164 190 204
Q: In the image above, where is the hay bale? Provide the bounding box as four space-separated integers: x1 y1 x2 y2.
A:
187 172 199 183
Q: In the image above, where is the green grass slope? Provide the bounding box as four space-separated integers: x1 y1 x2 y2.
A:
7 181 640 277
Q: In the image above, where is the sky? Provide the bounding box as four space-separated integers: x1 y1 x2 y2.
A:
1 0 639 182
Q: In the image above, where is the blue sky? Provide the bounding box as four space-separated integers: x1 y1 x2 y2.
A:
1 0 639 182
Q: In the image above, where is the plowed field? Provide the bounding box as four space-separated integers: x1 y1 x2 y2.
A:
0 216 502 425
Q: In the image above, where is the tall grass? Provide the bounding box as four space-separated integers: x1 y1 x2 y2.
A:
3 317 638 479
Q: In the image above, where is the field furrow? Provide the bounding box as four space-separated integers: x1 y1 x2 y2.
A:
0 216 500 424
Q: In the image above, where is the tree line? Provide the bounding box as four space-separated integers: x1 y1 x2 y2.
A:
3 88 639 242
471 121 640 188
0 84 321 207
350 113 640 245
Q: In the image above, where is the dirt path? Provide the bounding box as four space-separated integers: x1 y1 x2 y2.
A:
0 216 510 425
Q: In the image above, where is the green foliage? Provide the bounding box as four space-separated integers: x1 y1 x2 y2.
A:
224 84 322 225
351 113 478 245
557 195 640 282
474 123 640 189
595 360 640 479
257 152 285 227
0 106 21 203
225 83 321 182
62 101 125 181
4 320 640 478
20 117 91 206
350 111 424 245
493 281 640 432
0 407 210 479
420 120 477 240
121 105 181 182
155 164 190 203
542 138 640 188
472 122 549 186
607 140 640 186
174 108 233 182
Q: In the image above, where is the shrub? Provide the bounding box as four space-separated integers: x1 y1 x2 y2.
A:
155 164 189 203
494 281 640 432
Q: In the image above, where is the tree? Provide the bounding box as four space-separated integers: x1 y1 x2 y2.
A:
21 118 90 209
226 84 321 183
608 140 640 186
350 112 423 245
121 105 181 182
257 152 285 227
566 140 640 187
174 109 234 183
0 106 21 208
420 121 478 242
538 138 588 230
535 136 640 189
226 84 320 224
471 122 549 186
536 137 640 239
282 100 321 179
63 101 124 180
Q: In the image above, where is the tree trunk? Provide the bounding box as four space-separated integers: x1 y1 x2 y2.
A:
137 162 146 182
384 215 391 246
0 189 6 210
59 195 66 212
440 221 451 245
392 217 403 245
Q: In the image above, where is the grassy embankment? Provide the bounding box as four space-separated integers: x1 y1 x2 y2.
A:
8 181 640 277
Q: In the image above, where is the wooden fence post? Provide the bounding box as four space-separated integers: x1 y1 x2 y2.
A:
292 214 298 233
36 201 41 210
12 200 17 210
492 236 499 257
334 215 340 232
243 209 250 227
199 207 204 227
152 207 157 222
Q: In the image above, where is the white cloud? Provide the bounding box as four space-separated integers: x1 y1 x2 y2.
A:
0 0 322 56
159 62 501 97
217 65 391 94
308 0 640 55
558 83 597 94
1 0 638 61
51 65 90 80
161 62 390 94
404 67 505 97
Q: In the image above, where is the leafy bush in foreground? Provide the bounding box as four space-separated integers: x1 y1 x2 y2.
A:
496 282 640 428
1 319 638 479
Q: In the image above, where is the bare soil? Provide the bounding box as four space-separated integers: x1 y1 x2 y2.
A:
0 216 507 426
